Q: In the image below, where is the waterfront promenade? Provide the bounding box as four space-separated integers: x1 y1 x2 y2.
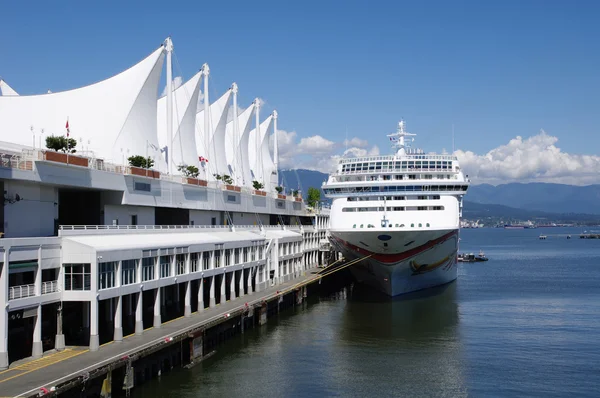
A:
0 269 322 398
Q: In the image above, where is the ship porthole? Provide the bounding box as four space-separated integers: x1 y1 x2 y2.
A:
378 234 392 241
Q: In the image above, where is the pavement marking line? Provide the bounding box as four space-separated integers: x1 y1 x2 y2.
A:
0 349 88 385
0 349 75 375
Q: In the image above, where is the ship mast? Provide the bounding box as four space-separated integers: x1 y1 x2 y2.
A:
387 120 416 156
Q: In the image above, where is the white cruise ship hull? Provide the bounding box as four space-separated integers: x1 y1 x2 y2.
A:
330 229 458 296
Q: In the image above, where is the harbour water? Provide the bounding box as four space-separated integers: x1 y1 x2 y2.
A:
132 227 600 397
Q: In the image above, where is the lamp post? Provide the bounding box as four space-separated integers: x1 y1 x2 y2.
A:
31 126 35 149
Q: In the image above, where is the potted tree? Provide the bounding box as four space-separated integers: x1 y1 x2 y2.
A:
44 135 88 167
275 185 285 199
252 180 266 196
292 189 302 202
179 164 207 186
128 155 159 178
222 174 240 192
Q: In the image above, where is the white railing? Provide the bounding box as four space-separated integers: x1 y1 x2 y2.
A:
339 154 457 163
42 280 59 294
0 151 35 171
9 284 36 300
59 224 290 232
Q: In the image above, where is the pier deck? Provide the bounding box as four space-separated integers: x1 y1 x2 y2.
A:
0 270 322 398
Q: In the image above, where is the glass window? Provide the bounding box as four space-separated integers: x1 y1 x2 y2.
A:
98 262 116 290
176 254 186 275
65 264 91 291
142 257 155 281
203 252 210 270
122 259 136 285
190 253 199 273
160 256 171 278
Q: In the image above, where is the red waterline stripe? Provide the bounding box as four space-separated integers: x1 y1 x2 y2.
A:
332 230 458 264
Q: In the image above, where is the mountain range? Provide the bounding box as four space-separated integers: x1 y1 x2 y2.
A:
279 169 600 218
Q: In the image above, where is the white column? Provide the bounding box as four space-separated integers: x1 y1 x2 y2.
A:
254 266 260 292
198 278 204 312
114 296 123 342
90 299 99 351
184 281 191 317
220 272 226 303
238 269 245 298
31 305 43 358
209 276 216 308
247 267 253 294
135 291 143 335
55 303 65 351
153 288 161 328
32 249 43 357
229 271 236 301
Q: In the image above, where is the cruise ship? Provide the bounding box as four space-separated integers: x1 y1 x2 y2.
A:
323 121 470 296
0 38 329 369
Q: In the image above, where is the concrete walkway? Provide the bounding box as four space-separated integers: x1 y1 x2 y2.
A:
0 270 321 398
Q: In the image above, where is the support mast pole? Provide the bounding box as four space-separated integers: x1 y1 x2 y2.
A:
165 37 174 176
202 63 210 180
254 98 261 184
232 82 239 185
273 110 278 174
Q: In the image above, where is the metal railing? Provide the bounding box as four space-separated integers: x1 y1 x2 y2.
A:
9 284 36 300
59 224 292 232
42 280 59 294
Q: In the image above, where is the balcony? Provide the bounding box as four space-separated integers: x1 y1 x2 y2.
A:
9 284 36 300
42 280 60 294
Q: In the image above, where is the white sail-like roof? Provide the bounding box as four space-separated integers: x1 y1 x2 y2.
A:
225 103 255 186
0 46 166 170
195 89 232 180
157 71 202 173
0 79 18 96
249 115 274 188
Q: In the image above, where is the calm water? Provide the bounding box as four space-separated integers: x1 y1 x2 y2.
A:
134 228 600 397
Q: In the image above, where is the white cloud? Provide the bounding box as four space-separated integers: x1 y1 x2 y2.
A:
343 137 369 148
161 76 183 97
270 129 380 173
455 130 600 185
297 135 336 154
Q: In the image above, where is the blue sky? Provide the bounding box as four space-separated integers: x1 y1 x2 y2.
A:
2 1 600 182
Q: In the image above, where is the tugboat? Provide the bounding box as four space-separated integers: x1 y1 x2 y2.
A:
458 250 489 263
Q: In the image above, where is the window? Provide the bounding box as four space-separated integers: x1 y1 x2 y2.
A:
214 251 221 268
211 217 217 226
176 254 186 275
98 262 116 290
64 264 91 291
134 182 151 192
122 259 136 285
234 248 240 264
131 215 138 226
243 247 248 262
160 256 171 278
203 252 210 270
142 257 155 281
227 195 236 202
225 249 231 266
190 253 199 273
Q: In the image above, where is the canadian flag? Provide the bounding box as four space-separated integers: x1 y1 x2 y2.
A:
199 156 208 163
66 119 70 137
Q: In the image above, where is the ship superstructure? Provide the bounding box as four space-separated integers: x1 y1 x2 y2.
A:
323 120 469 296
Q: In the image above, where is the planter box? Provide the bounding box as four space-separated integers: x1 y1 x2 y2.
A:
44 151 89 167
130 166 160 179
184 177 208 187
277 194 286 200
295 197 302 202
225 185 241 192
254 190 267 196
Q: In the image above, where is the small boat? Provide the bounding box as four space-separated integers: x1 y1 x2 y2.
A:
458 250 488 262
